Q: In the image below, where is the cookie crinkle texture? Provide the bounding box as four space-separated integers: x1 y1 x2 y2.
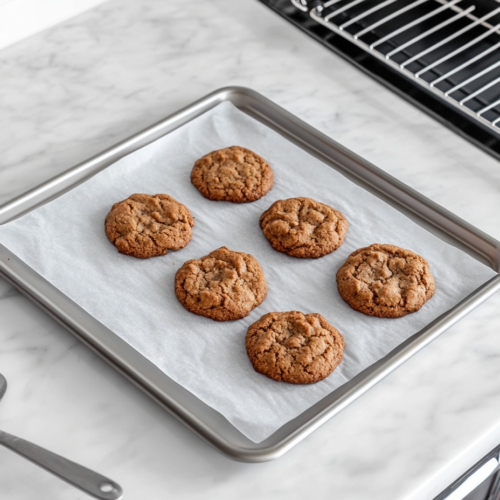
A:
336 243 436 318
175 246 267 321
246 311 345 384
105 193 194 259
191 146 274 203
260 197 348 258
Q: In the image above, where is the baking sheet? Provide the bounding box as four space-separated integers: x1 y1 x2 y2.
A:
0 102 495 443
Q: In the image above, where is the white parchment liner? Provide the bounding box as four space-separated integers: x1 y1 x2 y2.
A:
0 102 495 443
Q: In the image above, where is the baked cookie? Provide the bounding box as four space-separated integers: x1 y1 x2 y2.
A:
191 146 273 203
336 244 436 318
246 311 345 384
259 197 348 258
174 246 267 321
105 193 194 259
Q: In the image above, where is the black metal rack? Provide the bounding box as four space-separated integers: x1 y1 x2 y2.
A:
259 0 500 162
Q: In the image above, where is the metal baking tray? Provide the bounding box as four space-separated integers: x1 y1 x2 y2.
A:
1 86 499 462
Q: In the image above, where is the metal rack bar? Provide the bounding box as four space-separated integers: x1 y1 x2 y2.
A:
478 97 500 115
435 0 500 31
386 6 474 59
302 0 500 133
355 0 428 39
445 59 500 95
290 0 309 11
340 0 398 29
431 40 500 86
460 75 500 104
325 0 367 21
415 20 500 76
400 7 500 68
370 0 462 49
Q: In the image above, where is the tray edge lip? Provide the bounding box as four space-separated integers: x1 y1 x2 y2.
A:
1 262 500 462
2 85 499 263
1 85 499 462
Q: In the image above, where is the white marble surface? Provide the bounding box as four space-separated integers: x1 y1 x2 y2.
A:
1 0 500 498
0 0 107 50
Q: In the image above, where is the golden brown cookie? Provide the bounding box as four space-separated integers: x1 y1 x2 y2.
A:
191 146 273 203
336 244 435 318
174 246 267 321
259 197 348 258
246 311 345 384
105 193 194 259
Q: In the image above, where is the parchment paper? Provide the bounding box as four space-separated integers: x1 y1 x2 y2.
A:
0 102 496 443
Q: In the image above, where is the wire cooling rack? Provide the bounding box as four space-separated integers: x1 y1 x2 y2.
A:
292 0 500 134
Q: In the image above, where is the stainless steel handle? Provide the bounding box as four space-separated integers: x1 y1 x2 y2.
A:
0 430 122 499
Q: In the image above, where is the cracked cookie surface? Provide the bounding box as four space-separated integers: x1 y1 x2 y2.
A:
105 193 194 259
246 311 345 384
337 244 435 318
191 146 273 203
259 197 348 258
174 246 267 321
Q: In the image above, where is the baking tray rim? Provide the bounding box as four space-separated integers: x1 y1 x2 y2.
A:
1 86 499 462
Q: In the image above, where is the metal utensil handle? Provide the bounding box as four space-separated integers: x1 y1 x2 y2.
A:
0 430 122 499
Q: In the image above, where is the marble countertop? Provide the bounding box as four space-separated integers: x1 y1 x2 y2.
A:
1 0 500 498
